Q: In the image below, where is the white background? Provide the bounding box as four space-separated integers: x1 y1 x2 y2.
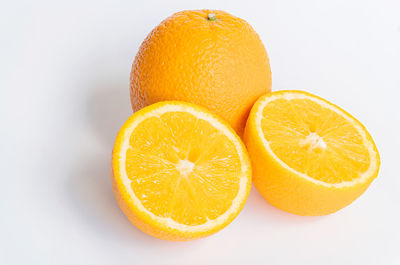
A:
1 0 400 264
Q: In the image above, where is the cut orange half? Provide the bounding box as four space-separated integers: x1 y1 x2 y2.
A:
244 90 380 216
112 101 252 240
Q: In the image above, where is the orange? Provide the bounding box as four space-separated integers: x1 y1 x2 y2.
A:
130 10 271 136
112 101 252 240
244 90 380 216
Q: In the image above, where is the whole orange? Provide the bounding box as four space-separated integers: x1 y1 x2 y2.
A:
130 10 271 135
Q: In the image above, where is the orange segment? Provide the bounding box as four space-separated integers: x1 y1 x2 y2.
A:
112 101 251 240
244 90 380 216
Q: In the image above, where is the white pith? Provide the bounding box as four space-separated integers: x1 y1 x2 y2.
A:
116 103 250 233
176 159 195 177
255 92 379 188
300 132 327 150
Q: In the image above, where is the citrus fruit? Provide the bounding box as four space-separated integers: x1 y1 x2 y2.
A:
112 101 252 240
130 10 271 136
244 90 380 216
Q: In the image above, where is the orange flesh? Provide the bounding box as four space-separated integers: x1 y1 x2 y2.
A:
126 112 241 225
261 98 371 184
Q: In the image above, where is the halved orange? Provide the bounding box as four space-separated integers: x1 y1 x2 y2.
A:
244 90 380 216
112 101 252 240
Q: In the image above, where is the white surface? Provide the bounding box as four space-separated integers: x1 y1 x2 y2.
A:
1 0 399 264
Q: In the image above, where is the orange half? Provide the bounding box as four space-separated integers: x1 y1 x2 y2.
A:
112 101 252 240
244 90 380 215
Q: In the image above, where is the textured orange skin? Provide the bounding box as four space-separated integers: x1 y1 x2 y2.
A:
111 101 252 241
244 91 380 216
130 10 271 136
